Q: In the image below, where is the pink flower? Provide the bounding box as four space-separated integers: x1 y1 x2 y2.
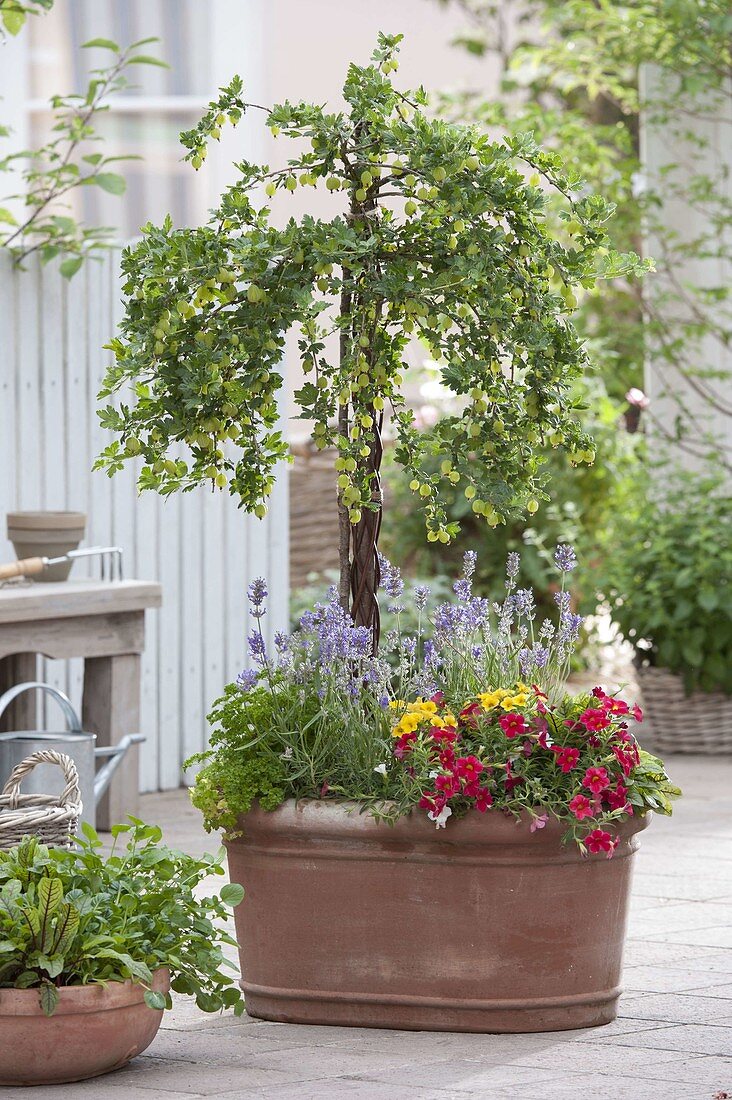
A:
435 773 461 798
579 708 611 733
499 713 528 739
583 766 610 795
475 786 493 813
431 726 458 745
504 760 525 793
319 781 330 798
552 746 580 773
530 813 548 832
454 755 484 783
631 703 643 722
606 781 632 814
585 828 614 854
438 747 456 770
419 791 446 813
568 793 595 821
612 742 640 777
430 691 445 707
459 702 483 728
393 731 417 759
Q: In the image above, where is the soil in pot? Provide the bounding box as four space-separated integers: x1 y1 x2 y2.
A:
0 968 169 1086
227 801 648 1034
6 511 86 582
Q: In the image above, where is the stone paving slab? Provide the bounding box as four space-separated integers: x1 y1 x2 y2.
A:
10 755 731 1100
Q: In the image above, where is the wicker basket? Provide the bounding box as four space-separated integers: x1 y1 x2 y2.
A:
0 750 82 849
636 665 732 754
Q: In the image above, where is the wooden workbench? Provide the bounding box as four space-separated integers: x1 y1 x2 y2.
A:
0 580 162 829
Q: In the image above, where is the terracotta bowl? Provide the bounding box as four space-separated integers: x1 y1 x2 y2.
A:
7 511 86 582
0 968 169 1086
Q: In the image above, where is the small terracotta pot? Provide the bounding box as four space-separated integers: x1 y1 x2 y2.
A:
0 968 168 1086
227 802 647 1033
7 511 86 582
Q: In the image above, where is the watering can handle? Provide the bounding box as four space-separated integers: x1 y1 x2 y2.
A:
0 682 82 732
0 557 46 580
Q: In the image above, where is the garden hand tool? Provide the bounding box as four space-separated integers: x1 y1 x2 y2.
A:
0 546 124 583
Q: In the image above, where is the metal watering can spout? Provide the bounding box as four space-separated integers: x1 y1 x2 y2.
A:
93 734 145 803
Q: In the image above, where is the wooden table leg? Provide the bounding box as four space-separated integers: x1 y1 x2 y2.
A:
0 653 39 732
82 653 141 830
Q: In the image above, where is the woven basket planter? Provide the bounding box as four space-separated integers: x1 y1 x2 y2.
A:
0 750 82 849
636 665 732 754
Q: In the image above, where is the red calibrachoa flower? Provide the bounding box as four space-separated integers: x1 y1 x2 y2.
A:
499 712 528 739
454 755 484 783
568 793 594 821
606 781 632 814
585 829 618 857
579 708 611 733
612 742 640 777
394 731 417 759
435 773 461 797
552 746 580 773
431 726 458 745
474 786 493 812
459 702 483 728
583 766 610 795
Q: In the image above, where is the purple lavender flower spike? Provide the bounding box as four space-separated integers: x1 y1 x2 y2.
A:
413 584 430 611
378 553 404 598
554 544 577 573
235 668 258 693
247 577 268 618
463 550 477 579
453 576 472 602
506 552 520 580
248 630 267 665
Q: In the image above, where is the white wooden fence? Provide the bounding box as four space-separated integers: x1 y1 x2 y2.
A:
0 250 289 792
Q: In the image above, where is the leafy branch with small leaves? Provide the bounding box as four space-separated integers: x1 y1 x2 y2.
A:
0 0 52 39
0 822 244 1017
0 35 166 275
96 32 648 639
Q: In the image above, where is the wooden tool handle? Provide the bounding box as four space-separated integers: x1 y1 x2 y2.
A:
0 556 46 580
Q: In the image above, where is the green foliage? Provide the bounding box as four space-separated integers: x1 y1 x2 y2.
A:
381 372 638 622
96 32 647 542
0 36 166 272
188 686 290 835
442 0 731 466
0 0 52 38
599 473 732 693
0 823 244 1016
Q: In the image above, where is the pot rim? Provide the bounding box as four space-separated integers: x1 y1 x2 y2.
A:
0 968 169 1017
7 511 87 531
232 798 649 856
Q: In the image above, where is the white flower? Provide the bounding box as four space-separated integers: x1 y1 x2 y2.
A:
428 769 439 779
280 746 293 760
373 763 388 776
428 805 452 829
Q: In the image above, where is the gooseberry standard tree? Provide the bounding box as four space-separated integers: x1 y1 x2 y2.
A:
97 33 644 647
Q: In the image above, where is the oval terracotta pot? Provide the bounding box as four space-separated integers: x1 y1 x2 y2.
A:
0 968 169 1086
226 802 648 1033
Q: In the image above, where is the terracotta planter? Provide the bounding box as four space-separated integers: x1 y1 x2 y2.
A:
0 968 168 1086
227 801 648 1033
7 511 86 582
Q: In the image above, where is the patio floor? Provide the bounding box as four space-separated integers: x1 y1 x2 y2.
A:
18 755 732 1100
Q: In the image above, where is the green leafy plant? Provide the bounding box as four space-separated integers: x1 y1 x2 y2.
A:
1 35 165 273
96 31 647 638
0 821 244 1016
600 472 732 693
439 0 731 468
0 0 52 39
381 371 638 627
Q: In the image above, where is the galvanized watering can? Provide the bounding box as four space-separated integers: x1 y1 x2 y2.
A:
0 682 144 829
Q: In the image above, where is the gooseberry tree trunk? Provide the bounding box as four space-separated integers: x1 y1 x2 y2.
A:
337 288 383 649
